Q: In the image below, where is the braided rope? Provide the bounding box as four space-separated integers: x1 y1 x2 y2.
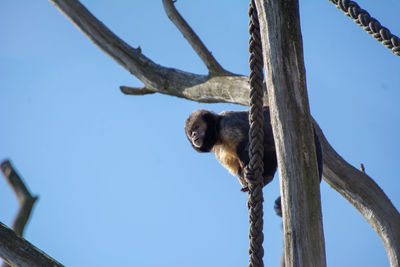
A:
247 1 264 266
329 0 400 56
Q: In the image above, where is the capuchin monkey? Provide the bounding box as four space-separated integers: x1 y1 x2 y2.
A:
185 108 323 216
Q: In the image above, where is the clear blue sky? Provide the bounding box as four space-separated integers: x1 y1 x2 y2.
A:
1 1 399 266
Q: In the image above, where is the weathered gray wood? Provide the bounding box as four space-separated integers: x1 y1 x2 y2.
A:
254 0 326 266
162 0 231 76
314 123 400 266
48 0 255 105
1 160 38 237
44 1 400 266
0 222 63 267
1 160 40 267
0 160 38 267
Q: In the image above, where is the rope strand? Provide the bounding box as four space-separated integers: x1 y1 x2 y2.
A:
329 0 400 56
247 0 265 266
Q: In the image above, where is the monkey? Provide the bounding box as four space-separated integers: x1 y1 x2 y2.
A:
185 107 323 216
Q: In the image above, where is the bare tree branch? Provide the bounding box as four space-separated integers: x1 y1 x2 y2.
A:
162 0 232 76
48 0 400 264
0 222 63 267
1 160 39 267
314 124 400 267
48 0 191 90
121 74 260 105
119 86 156 95
1 160 38 237
49 0 240 100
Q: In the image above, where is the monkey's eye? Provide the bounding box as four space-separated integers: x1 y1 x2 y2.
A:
193 125 199 131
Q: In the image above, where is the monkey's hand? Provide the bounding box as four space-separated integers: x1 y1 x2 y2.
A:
243 166 257 185
244 166 257 209
244 166 274 186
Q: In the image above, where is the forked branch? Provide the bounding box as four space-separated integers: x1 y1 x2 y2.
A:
49 0 198 91
49 0 242 104
1 160 38 237
0 160 59 266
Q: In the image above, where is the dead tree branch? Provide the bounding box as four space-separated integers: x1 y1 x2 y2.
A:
1 160 39 267
47 0 400 265
314 124 400 266
119 86 156 96
0 161 61 266
48 0 250 106
0 222 63 267
1 160 38 237
162 0 232 76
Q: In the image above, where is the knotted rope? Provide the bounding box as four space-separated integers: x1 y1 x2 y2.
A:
329 0 400 56
247 0 265 266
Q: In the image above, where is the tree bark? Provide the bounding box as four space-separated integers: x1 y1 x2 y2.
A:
162 0 231 76
1 160 38 238
0 222 63 267
254 0 326 266
1 160 40 267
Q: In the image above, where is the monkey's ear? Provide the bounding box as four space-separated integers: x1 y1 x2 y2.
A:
201 111 218 127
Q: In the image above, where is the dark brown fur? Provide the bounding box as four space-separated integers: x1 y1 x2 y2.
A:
185 108 277 191
185 108 323 215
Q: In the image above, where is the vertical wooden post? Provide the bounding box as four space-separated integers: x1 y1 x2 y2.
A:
254 0 326 266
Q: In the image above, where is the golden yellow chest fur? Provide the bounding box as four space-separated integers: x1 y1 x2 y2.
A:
212 140 241 176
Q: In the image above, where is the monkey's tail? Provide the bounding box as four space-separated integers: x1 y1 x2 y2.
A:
274 196 282 217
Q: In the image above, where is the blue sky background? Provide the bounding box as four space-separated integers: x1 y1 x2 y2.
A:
0 1 399 266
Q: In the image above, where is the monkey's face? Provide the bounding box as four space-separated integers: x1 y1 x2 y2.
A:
188 120 207 148
185 109 218 152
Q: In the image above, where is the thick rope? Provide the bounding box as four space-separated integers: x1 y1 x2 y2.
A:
329 0 400 56
247 1 265 266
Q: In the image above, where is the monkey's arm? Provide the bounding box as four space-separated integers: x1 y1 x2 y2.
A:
236 140 250 192
237 128 276 190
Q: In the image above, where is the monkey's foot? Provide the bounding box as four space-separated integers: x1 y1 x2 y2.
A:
240 187 249 192
274 196 282 217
